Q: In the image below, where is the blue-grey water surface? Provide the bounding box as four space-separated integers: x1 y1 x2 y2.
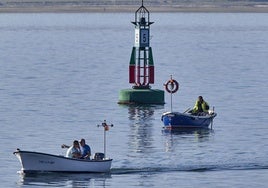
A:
1 13 268 187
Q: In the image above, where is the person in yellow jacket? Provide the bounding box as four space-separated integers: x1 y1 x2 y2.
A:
191 96 210 115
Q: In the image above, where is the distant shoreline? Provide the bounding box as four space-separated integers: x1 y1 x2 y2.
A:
1 5 268 13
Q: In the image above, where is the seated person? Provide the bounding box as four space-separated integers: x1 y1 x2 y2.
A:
65 140 82 159
190 96 210 115
80 138 91 159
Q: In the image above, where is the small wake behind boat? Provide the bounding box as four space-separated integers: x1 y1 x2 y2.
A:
14 149 112 173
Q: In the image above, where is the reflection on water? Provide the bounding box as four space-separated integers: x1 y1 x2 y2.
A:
162 128 213 152
126 105 163 154
162 128 213 136
18 172 111 187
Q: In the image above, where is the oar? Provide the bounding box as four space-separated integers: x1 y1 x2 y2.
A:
183 108 191 113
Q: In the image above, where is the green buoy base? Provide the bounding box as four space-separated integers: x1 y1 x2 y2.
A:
118 89 165 104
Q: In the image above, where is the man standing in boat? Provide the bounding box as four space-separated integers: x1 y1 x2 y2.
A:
191 96 210 115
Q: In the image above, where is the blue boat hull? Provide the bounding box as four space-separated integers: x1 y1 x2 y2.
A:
161 112 217 129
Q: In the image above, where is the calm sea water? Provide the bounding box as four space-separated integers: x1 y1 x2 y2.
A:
1 12 268 187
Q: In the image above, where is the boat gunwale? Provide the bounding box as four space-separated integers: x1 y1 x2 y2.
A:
162 111 217 119
19 170 111 173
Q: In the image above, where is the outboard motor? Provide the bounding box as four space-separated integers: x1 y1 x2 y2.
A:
94 153 105 160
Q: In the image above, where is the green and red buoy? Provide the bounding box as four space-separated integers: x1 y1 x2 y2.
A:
118 1 164 104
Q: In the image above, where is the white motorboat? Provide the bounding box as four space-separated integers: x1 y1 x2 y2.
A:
14 120 114 173
14 149 112 173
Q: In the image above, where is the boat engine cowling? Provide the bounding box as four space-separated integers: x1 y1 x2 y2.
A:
94 153 105 160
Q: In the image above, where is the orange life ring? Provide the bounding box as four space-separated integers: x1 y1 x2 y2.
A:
165 79 179 93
